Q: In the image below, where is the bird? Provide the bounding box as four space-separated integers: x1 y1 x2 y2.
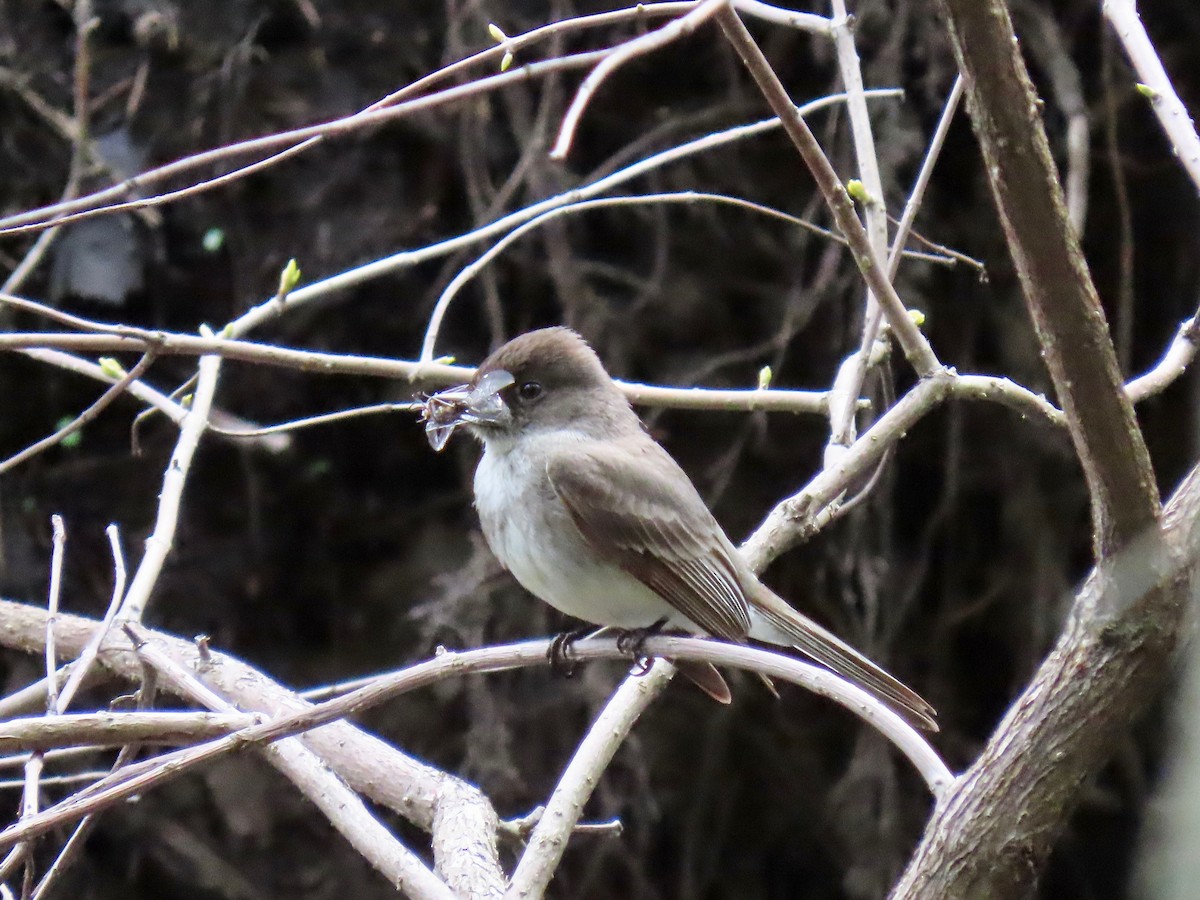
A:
421 327 936 730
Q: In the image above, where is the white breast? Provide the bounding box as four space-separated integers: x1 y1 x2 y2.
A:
473 434 688 631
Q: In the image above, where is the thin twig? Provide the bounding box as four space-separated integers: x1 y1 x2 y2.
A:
1102 31 1138 371
0 328 832 415
116 352 221 622
4 2 757 239
0 2 826 244
0 772 109 791
550 0 727 159
17 516 67 889
715 4 942 377
0 748 103 772
13 346 188 424
0 51 616 237
210 403 423 439
55 526 127 712
887 76 965 282
420 190 913 363
1104 0 1200 195
43 517 66 716
0 353 156 476
220 90 903 341
1125 314 1200 402
824 0 890 455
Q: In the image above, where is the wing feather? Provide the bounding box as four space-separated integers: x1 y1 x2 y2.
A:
546 440 751 641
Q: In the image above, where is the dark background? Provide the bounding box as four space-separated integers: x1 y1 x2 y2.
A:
0 0 1197 897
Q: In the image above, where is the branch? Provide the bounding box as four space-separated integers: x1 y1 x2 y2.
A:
117 352 221 622
824 0 889 453
715 4 942 378
742 373 955 570
0 353 155 475
0 50 614 237
0 711 253 753
937 0 1159 557
506 662 673 897
0 327 831 415
0 599 505 895
1104 0 1200 196
5 2 796 240
0 604 949 844
127 631 460 900
1126 315 1200 403
550 0 727 159
419 190 879 364
893 461 1199 897
890 0 1187 893
222 90 904 341
827 75 966 452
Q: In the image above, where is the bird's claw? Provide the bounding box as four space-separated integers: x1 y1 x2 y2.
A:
548 627 592 678
616 617 669 675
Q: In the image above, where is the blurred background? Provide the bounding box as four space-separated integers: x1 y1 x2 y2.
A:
0 0 1198 897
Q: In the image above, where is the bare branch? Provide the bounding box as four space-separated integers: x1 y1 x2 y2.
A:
421 190 901 364
715 5 942 378
0 603 949 858
0 711 253 753
0 353 155 475
0 51 615 238
1104 0 1200 196
117 352 221 622
0 599 502 887
940 0 1159 556
742 373 955 570
894 463 1199 897
1126 315 1200 403
55 526 127 713
889 0 1183 892
827 75 966 452
0 327 831 415
507 662 673 897
127 632 463 900
224 89 905 341
550 1 727 160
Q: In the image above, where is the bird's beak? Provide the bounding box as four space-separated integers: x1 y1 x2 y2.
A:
421 369 516 451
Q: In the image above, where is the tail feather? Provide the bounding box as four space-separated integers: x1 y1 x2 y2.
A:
748 583 937 731
675 660 732 703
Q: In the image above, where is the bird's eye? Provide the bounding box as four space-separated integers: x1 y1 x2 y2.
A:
517 381 543 401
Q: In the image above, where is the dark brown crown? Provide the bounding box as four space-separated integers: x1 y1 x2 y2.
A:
474 327 613 391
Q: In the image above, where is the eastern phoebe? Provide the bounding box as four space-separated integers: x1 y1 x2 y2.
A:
422 327 936 730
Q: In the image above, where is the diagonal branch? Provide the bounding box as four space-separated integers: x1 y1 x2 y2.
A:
937 0 1158 557
893 461 1197 898
893 0 1187 895
714 4 941 379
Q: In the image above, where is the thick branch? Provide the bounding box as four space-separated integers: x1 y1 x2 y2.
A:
0 600 505 896
893 1 1189 894
938 0 1158 556
893 463 1199 898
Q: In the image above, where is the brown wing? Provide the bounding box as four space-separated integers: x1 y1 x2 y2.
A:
546 439 751 642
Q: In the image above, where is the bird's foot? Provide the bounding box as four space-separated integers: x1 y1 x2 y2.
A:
547 626 594 678
616 617 669 675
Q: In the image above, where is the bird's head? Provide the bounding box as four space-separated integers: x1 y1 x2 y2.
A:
421 327 628 451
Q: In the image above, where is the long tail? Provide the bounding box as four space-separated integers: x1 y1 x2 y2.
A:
747 582 938 731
